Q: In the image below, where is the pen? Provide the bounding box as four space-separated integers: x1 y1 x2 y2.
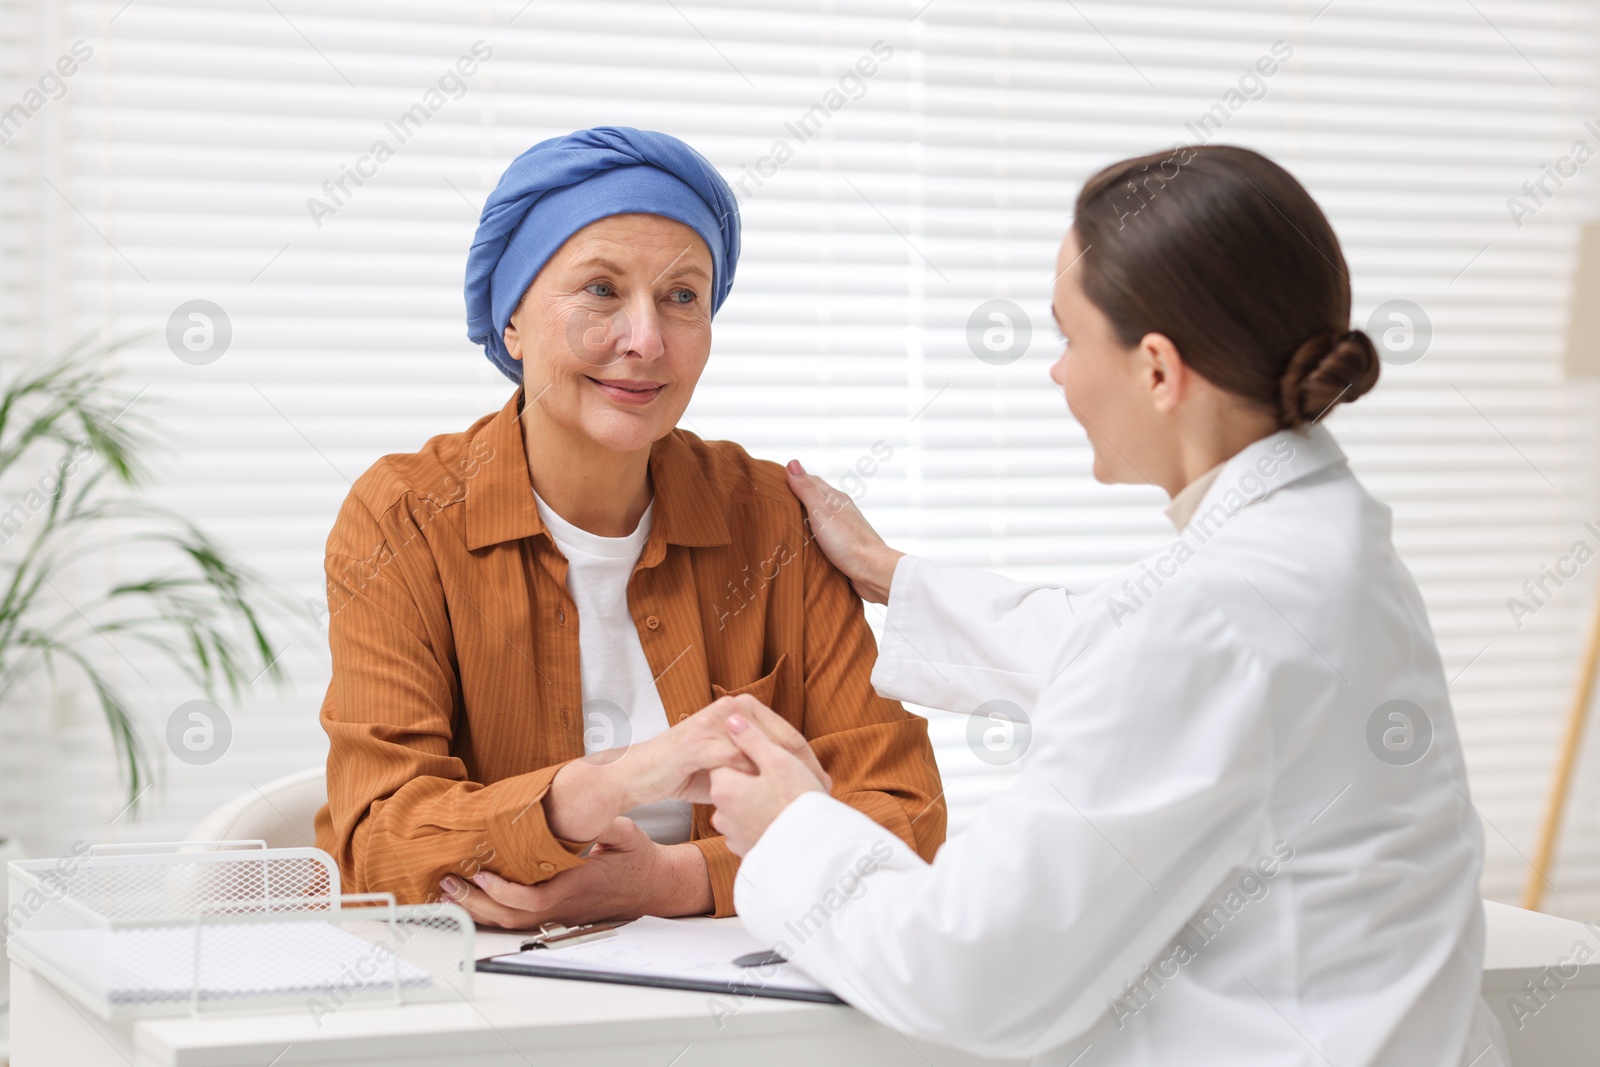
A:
733 950 787 968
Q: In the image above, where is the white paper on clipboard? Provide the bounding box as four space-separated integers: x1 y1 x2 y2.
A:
478 916 841 1002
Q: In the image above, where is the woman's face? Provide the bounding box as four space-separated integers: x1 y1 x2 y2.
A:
1048 229 1160 485
503 213 715 455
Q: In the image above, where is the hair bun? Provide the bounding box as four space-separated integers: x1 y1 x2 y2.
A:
1278 328 1380 428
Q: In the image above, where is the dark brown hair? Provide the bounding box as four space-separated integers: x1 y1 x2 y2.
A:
1072 145 1378 429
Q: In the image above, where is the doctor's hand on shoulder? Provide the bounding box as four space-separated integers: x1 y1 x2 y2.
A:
709 712 829 855
786 460 904 605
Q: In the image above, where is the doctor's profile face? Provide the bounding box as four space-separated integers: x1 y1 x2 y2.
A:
1049 229 1164 486
502 212 714 456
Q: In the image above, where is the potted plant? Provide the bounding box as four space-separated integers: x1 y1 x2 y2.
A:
0 332 298 1011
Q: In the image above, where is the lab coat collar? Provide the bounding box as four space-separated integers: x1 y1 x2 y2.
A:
1177 423 1348 535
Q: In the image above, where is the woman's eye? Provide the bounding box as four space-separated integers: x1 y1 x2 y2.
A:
585 282 615 298
667 288 696 305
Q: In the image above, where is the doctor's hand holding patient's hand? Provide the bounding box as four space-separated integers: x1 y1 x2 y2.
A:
785 460 905 605
446 696 831 927
544 694 830 845
709 713 829 856
633 694 832 806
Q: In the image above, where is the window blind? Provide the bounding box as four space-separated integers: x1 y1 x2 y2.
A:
2 0 1597 917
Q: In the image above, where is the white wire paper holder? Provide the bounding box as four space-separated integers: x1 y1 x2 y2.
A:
6 839 474 1020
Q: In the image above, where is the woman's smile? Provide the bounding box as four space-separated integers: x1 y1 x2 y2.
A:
587 375 667 405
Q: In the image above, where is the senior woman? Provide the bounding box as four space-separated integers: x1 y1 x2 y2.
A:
312 126 945 926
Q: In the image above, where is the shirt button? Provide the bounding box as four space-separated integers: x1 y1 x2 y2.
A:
645 615 660 630
538 862 555 873
557 608 565 625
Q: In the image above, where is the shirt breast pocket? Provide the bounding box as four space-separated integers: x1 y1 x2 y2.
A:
710 652 800 726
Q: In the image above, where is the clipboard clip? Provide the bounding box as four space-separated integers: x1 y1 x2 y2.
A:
519 920 628 951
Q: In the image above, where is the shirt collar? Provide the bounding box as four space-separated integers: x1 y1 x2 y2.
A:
1171 423 1349 534
465 386 732 552
1164 461 1226 532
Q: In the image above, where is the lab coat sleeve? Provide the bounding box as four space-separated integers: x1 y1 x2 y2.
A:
870 554 1081 714
737 577 1275 1060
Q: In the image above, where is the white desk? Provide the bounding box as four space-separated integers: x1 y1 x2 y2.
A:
10 905 1600 1066
1480 901 1600 1065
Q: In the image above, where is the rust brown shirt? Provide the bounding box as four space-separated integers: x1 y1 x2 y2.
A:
312 386 946 915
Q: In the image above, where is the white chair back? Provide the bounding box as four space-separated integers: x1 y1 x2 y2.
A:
185 766 327 850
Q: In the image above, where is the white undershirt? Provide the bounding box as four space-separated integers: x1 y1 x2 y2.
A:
1163 460 1226 532
533 491 692 845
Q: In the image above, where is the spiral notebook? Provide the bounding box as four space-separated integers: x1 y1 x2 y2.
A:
476 916 843 1004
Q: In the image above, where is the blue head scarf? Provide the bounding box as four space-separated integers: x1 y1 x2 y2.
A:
464 126 741 383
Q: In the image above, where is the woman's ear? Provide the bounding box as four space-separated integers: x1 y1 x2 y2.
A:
502 289 538 365
502 318 524 363
1136 331 1187 415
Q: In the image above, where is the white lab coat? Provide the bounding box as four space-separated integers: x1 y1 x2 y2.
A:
736 425 1510 1066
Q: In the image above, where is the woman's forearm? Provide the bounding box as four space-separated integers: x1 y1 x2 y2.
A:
544 757 633 841
542 764 713 914
657 842 714 916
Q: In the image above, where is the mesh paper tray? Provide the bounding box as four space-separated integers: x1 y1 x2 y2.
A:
6 840 474 1020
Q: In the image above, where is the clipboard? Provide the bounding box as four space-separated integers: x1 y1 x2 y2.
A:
475 915 844 1004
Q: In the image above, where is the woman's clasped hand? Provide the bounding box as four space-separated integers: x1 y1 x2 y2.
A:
441 694 829 928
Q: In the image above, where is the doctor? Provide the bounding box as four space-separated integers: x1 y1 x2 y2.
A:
708 145 1510 1066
